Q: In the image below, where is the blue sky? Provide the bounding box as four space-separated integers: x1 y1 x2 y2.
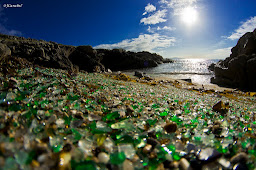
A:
0 0 256 59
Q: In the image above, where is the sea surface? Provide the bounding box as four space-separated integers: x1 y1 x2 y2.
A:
127 58 219 85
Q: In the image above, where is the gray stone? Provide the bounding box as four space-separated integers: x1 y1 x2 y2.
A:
98 152 110 164
123 160 134 170
230 152 248 164
179 158 191 170
217 158 231 169
198 148 221 162
202 161 222 170
143 144 152 154
186 143 198 153
134 71 143 78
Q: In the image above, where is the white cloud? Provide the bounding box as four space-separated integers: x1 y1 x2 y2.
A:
0 24 22 36
228 16 256 40
143 3 156 15
140 10 167 25
160 0 198 15
206 47 232 59
94 33 176 52
147 26 154 33
148 26 176 33
158 26 176 31
147 26 153 33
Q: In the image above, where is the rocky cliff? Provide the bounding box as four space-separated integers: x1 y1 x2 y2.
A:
0 34 169 74
211 28 256 91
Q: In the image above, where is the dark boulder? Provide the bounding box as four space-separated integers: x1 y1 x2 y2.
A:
180 79 192 83
211 28 256 91
134 71 144 78
68 45 105 72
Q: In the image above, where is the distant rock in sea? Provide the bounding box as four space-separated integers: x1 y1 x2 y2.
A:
0 34 167 73
162 58 174 63
211 28 256 91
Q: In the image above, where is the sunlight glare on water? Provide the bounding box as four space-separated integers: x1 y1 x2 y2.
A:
131 59 218 85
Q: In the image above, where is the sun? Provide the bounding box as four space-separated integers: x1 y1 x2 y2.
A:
181 7 198 26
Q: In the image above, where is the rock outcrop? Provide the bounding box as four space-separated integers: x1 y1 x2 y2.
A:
211 28 256 91
97 49 164 71
0 34 75 71
0 43 11 58
69 45 105 72
163 58 174 63
0 34 166 73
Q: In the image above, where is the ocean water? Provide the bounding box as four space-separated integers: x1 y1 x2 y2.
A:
129 59 219 85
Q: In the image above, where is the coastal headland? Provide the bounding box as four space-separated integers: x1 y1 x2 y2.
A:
0 33 173 74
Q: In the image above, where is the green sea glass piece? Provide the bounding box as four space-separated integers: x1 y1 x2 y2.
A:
110 152 126 165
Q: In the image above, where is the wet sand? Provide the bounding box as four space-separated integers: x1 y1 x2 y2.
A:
121 71 235 92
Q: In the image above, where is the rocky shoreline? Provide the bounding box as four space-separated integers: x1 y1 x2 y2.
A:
0 33 172 74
